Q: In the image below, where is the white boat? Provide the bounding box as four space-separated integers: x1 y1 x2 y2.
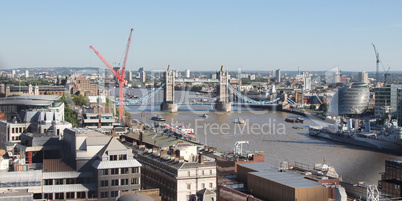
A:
238 118 246 125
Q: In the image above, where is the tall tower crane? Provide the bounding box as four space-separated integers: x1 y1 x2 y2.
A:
371 43 391 85
371 43 380 86
90 28 134 123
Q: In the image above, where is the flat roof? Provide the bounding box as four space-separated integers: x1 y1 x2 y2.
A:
250 171 322 188
65 128 108 137
0 95 61 106
125 131 200 148
238 162 278 172
239 163 322 189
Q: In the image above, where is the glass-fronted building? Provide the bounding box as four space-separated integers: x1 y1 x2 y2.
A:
328 82 370 115
374 84 402 119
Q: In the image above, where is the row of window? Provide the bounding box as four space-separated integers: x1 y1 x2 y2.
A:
11 136 21 141
100 178 139 187
100 167 139 176
44 192 86 200
44 178 87 185
10 127 25 134
186 182 213 190
109 154 127 161
187 169 213 176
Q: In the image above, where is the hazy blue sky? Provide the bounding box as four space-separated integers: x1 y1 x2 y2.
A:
1 1 401 72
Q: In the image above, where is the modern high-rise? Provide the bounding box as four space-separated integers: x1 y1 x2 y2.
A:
140 71 146 82
358 71 369 84
185 69 190 78
275 69 281 83
25 70 29 78
127 71 132 82
374 84 402 119
333 71 341 83
303 77 311 91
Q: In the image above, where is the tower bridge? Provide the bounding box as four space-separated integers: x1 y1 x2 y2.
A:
108 65 281 112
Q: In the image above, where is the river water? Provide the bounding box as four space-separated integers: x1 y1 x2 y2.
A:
119 88 400 184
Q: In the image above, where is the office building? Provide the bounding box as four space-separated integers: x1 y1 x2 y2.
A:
63 128 142 200
236 163 334 201
70 75 100 96
140 71 146 82
0 84 68 97
123 134 216 201
374 84 402 119
328 82 370 115
0 95 72 149
82 96 118 130
127 71 133 82
275 69 281 83
25 70 29 78
379 159 402 198
358 71 369 84
303 76 312 91
185 69 190 78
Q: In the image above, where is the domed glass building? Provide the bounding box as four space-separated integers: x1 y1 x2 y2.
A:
328 82 370 115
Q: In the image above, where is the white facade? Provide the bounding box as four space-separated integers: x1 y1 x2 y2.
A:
185 69 191 78
87 96 106 105
358 71 369 84
275 69 281 82
0 121 30 150
303 77 312 91
177 166 216 201
140 71 146 82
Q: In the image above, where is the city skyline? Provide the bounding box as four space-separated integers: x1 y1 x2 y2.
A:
1 1 402 71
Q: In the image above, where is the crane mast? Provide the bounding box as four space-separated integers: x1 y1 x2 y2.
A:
90 28 134 123
371 43 380 87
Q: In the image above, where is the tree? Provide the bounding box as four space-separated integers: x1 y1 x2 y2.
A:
58 94 79 127
72 94 88 107
310 104 316 110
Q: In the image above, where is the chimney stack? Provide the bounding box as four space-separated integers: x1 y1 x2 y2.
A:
139 131 143 145
199 153 204 164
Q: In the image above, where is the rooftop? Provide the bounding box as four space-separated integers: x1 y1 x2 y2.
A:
124 142 215 170
43 159 75 172
125 131 200 148
239 163 323 188
65 128 108 137
250 171 322 188
0 95 61 106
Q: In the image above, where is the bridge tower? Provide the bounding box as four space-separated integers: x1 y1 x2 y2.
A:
161 65 178 112
214 65 231 112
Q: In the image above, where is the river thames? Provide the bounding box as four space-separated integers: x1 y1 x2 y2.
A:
122 88 400 184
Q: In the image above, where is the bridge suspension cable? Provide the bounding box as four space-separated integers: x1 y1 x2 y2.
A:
228 84 280 105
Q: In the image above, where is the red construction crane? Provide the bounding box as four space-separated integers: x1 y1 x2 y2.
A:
90 28 134 123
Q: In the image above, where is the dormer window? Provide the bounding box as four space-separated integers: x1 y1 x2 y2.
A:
119 154 127 160
110 155 117 161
